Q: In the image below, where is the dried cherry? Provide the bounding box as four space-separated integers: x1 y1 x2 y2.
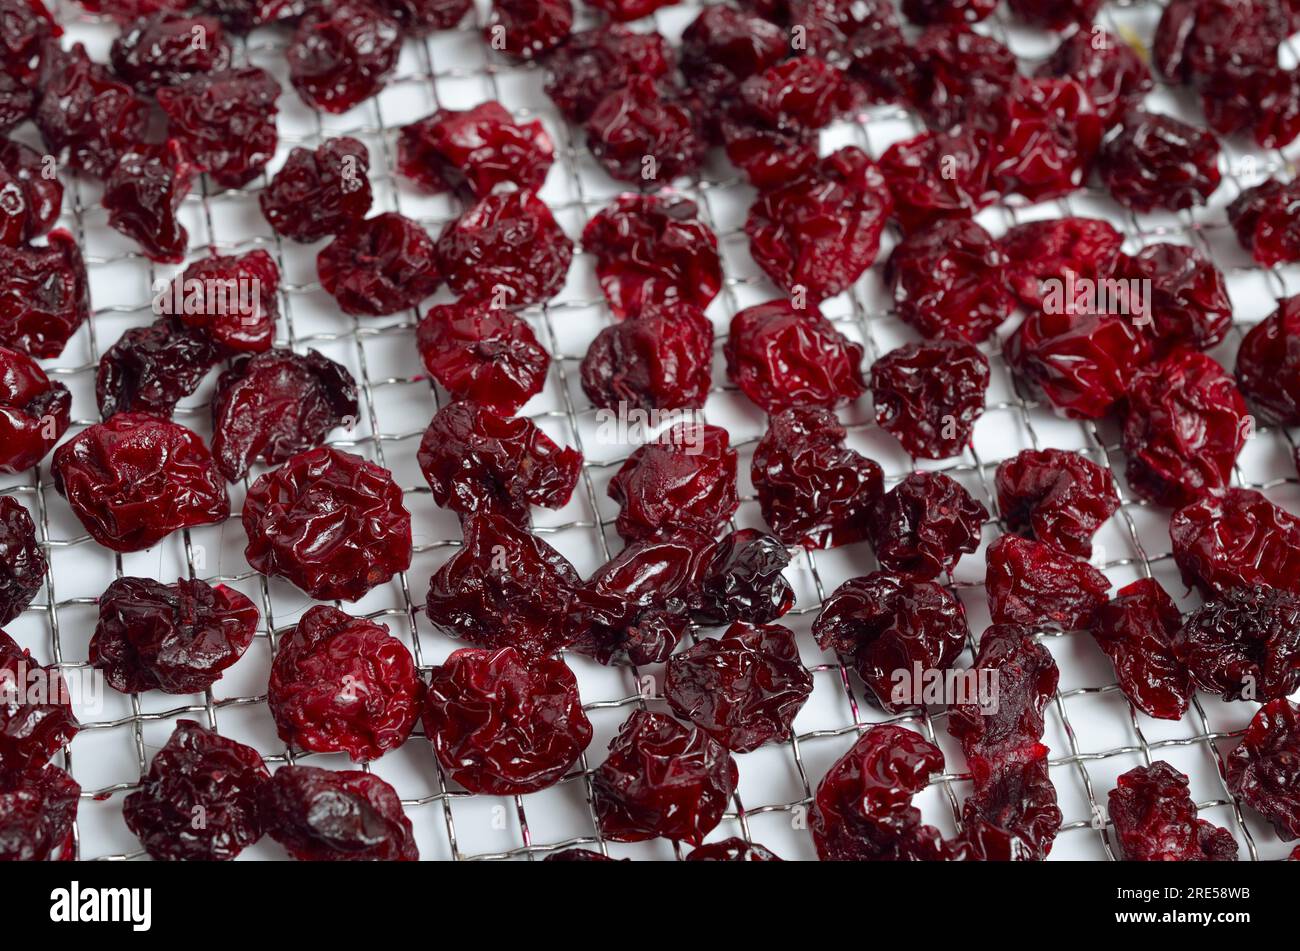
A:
1090 578 1192 720
286 0 400 113
1007 0 1101 30
580 302 714 413
680 5 787 139
191 0 293 31
1121 243 1231 358
585 77 704 187
377 0 470 32
0 231 88 359
878 126 997 234
1198 63 1300 149
871 340 990 459
0 139 63 247
1175 586 1300 702
417 301 547 415
587 0 675 19
1097 111 1222 213
0 629 77 769
1227 698 1300 841
689 528 794 625
951 753 1061 861
1036 29 1153 129
903 0 995 24
990 78 1102 202
318 212 441 317
0 345 69 473
485 0 572 61
0 763 78 861
544 25 674 124
1229 179 1300 269
259 765 416 861
96 319 220 419
156 67 279 189
259 137 373 243
1170 488 1300 597
1153 0 1289 84
102 140 197 265
1108 761 1238 861
687 838 782 861
868 471 987 579
170 250 279 355
1235 295 1300 425
0 0 57 91
0 497 45 625
110 12 231 93
999 217 1123 309
909 26 1018 132
985 534 1110 630
995 448 1117 559
949 624 1057 762
397 102 553 198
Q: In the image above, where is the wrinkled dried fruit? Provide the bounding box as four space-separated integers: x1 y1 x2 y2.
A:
544 847 618 861
1007 0 1101 30
110 12 231 93
0 763 78 861
580 302 714 412
1108 761 1238 861
269 605 420 762
1097 111 1222 212
417 399 580 525
1228 178 1300 268
123 720 267 861
1175 586 1300 702
96 319 220 419
1090 578 1192 720
910 26 1018 132
814 572 967 712
581 192 721 320
417 301 548 415
260 137 373 243
90 576 258 695
1235 295 1300 425
1153 0 1289 85
1120 243 1231 357
318 212 441 317
680 5 786 140
103 141 196 265
903 0 995 24
0 629 77 769
287 0 400 113
259 765 416 861
690 528 794 625
999 217 1123 309
0 0 57 91
1170 488 1300 597
878 126 997 234
243 446 411 601
949 625 1057 762
686 838 782 861
871 340 990 459
191 0 293 31
377 0 469 31
752 405 883 549
156 67 278 188
608 423 738 543
0 231 89 358
424 646 591 795
1227 699 1300 841
426 512 580 658
544 25 674 124
0 345 69 473
0 497 44 625
592 710 737 845
1036 29 1153 128
437 190 572 308
53 413 229 552
587 0 675 19
725 300 866 413
985 534 1110 630
398 102 553 198
485 0 572 61
995 448 1118 558
868 471 987 579
585 76 704 187
990 78 1102 202
170 250 279 355
0 138 63 246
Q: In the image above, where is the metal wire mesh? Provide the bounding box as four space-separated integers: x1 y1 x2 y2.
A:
3 0 1297 860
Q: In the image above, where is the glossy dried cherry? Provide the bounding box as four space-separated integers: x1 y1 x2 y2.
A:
1090 578 1192 720
259 765 416 861
1121 243 1231 358
485 0 572 61
0 497 45 625
0 231 89 359
96 319 220 419
0 629 77 769
1170 488 1300 597
318 212 442 317
1229 179 1300 269
156 67 279 189
0 763 78 861
1227 699 1300 841
0 139 63 247
1036 29 1153 128
1097 111 1222 213
1108 761 1238 861
871 340 990 459
286 0 400 113
1176 586 1300 702
377 0 470 32
680 5 786 139
170 249 279 355
1235 295 1300 425
867 471 987 579
1007 0 1101 30
985 534 1110 630
999 217 1123 309
102 141 197 265
990 78 1102 202
878 126 997 234
948 624 1057 763
544 25 674 124
397 102 553 198
690 528 794 625
585 76 704 187
0 345 69 473
686 838 782 861
903 0 995 23
110 12 231 93
909 26 1018 132
417 301 548 415
580 302 714 413
259 137 373 243
995 448 1118 558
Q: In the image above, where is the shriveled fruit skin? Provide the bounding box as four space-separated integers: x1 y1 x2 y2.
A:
0 629 77 770
1036 29 1153 128
1227 698 1300 841
0 345 70 473
377 0 470 33
1090 578 1192 720
110 12 232 94
1170 488 1300 597
585 76 705 186
258 765 417 861
423 646 591 795
1007 0 1100 30
172 250 280 355
949 625 1057 764
999 217 1124 309
286 0 401 113
269 606 421 763
0 497 45 626
0 230 91 359
879 127 997 234
1228 179 1300 268
687 838 782 861
867 471 987 579
1120 244 1232 358
680 5 786 141
259 138 373 243
985 534 1110 630
908 25 1017 132
485 0 573 61
1108 761 1238 861
689 528 794 626
871 340 989 459
0 763 79 861
544 25 675 124
102 141 197 265
1235 296 1300 425
1175 586 1300 702
579 302 714 413
52 413 230 553
156 66 280 188
95 319 220 419
988 77 1102 202
417 302 548 416
592 710 737 845
0 139 63 247
318 213 442 317
397 101 553 198
89 576 258 695
122 720 268 861
995 448 1118 559
1097 111 1222 212
950 754 1061 861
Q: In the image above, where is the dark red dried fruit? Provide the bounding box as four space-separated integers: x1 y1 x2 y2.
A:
544 848 618 861
1170 488 1300 597
1153 0 1289 85
0 0 57 90
423 646 591 794
1121 244 1231 358
1176 586 1300 702
608 423 738 543
269 605 421 762
156 67 278 189
680 5 786 139
871 340 989 459
686 838 782 861
836 0 920 105
96 319 220 419
376 0 469 32
1199 63 1300 149
1227 699 1300 841
745 147 892 304
318 213 441 317
1108 761 1238 861
436 190 572 309
0 497 45 625
103 141 197 265
665 622 811 753
585 76 704 187
690 528 794 625
485 0 571 60
950 754 1061 861
887 218 1013 345
168 250 278 355
878 126 997 234
1097 111 1222 213
34 42 149 178
191 0 293 31
592 710 737 845
110 12 231 93
1090 578 1192 720
0 629 77 768
725 300 866 414
737 55 850 131
75 0 188 22
582 192 721 321
0 139 62 247
259 765 416 861
566 529 713 665
417 399 580 526
53 413 229 552
990 78 1102 202
0 230 89 358
1003 305 1150 420
1007 0 1101 30
260 137 373 243
211 349 357 483
813 572 968 712
243 446 411 601
1122 351 1247 507
123 720 267 861
995 448 1118 559
1237 296 1300 423
999 217 1123 309
910 26 1018 132
810 724 947 861
287 0 400 113
0 763 78 861
868 471 987 579
398 102 553 198
1229 179 1300 269
949 625 1057 763
580 302 714 412
587 0 674 20
0 345 69 473
903 0 995 23
417 301 548 415
90 576 258 695
544 25 674 124
426 512 580 658
985 534 1110 630
719 104 818 189
1036 29 1154 128
752 405 883 549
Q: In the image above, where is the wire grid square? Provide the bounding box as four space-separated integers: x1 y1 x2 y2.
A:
2 0 1297 861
